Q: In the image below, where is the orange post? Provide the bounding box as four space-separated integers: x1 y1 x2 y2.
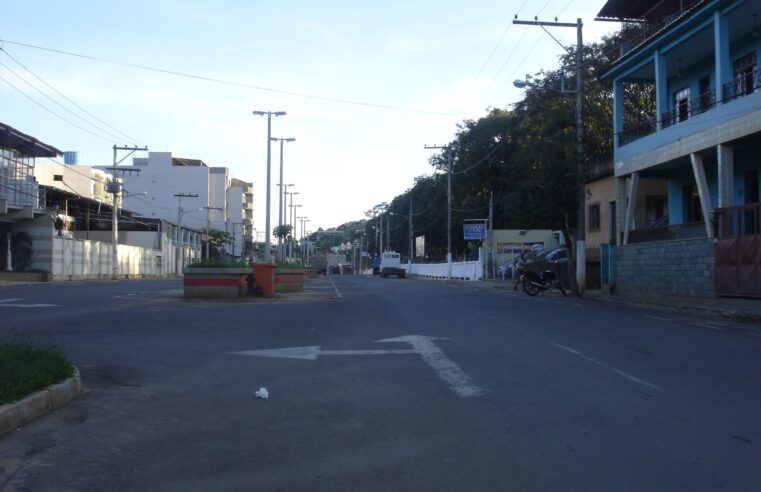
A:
252 263 276 297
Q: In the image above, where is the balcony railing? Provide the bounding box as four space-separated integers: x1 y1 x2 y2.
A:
722 67 761 102
618 118 657 147
661 89 716 129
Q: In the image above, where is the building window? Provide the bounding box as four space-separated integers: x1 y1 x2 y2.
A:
734 52 757 96
588 203 601 232
674 87 690 122
684 184 703 223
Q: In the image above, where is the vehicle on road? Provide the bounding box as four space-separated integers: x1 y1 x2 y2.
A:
521 268 568 296
380 251 406 278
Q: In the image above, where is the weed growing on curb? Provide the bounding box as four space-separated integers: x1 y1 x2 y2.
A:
0 337 74 404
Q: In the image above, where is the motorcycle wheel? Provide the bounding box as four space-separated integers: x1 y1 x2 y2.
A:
523 279 541 296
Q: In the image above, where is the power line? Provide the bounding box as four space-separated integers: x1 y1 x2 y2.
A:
474 0 530 79
0 73 113 142
452 139 507 176
0 38 454 117
0 47 144 146
479 27 535 99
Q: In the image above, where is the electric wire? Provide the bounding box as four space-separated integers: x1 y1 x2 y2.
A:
0 47 144 146
0 38 454 117
474 0 531 79
0 73 113 142
452 139 507 176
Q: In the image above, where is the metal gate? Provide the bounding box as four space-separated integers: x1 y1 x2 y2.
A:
715 204 761 298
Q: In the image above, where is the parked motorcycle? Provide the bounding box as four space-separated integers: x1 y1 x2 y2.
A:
521 269 568 296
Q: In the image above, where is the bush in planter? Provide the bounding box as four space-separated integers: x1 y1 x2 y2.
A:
186 259 249 269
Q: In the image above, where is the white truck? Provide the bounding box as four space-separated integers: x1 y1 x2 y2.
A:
380 251 406 278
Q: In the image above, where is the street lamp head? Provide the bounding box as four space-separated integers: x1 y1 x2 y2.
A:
252 111 266 116
274 111 286 116
285 137 295 142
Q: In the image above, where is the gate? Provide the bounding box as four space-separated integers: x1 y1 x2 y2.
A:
714 203 761 297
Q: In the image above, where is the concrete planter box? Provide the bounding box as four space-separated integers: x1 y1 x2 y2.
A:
304 268 319 279
0 272 50 282
275 268 306 293
182 267 250 299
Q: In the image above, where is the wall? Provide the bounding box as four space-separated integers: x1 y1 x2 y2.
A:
405 254 483 281
615 237 715 299
490 229 561 266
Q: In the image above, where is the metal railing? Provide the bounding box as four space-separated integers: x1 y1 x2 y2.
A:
714 202 761 238
661 89 716 128
618 118 657 147
722 67 761 102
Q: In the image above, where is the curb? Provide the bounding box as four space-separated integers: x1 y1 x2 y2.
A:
0 367 82 438
584 293 761 323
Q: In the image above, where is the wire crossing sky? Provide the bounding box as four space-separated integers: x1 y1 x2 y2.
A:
0 1 615 233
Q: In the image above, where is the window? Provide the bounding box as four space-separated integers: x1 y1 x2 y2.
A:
674 87 690 122
734 52 757 96
588 203 601 231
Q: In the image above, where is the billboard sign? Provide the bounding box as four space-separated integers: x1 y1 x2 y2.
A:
463 223 487 240
415 236 425 257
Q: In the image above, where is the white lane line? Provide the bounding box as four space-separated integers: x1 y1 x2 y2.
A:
327 275 342 299
742 332 761 338
0 298 24 303
690 323 724 330
550 342 661 391
644 315 672 321
0 303 61 308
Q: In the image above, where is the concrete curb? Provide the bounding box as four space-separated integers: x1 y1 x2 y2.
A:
0 367 82 438
587 294 761 323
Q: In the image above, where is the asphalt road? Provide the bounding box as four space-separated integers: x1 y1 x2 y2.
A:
1 276 759 491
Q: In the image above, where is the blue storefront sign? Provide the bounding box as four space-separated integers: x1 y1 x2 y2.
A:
463 223 486 240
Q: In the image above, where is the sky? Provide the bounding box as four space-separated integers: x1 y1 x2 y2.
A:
0 0 617 237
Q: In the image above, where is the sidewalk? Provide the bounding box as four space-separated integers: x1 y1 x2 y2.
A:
483 278 761 323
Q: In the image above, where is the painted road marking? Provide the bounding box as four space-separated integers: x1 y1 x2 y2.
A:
378 335 485 397
327 275 342 299
0 302 61 308
644 315 672 321
0 298 24 303
232 335 485 398
742 332 761 338
550 342 661 391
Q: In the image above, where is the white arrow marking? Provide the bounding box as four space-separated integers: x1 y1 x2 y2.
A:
0 298 24 303
230 346 416 361
231 335 485 398
377 335 485 397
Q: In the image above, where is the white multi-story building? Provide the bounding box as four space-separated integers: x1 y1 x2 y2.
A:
105 151 254 259
228 178 254 258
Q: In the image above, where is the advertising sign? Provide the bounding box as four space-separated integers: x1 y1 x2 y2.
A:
463 223 487 240
415 236 425 257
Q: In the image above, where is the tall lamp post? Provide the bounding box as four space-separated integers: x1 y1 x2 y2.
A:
272 136 296 260
253 111 286 262
512 16 585 295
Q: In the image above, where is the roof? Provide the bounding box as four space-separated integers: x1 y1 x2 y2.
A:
172 157 207 167
597 0 662 21
0 122 62 158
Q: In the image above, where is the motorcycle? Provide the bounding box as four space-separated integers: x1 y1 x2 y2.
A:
521 269 568 296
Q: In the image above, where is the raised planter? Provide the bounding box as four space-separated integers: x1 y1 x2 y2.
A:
274 268 306 293
304 268 319 279
182 267 250 299
0 272 50 282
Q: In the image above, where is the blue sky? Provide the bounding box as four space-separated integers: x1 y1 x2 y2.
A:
1 1 616 236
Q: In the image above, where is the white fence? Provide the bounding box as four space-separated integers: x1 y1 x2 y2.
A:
404 250 483 281
51 236 193 280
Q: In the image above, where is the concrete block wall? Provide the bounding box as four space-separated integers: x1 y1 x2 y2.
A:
616 238 715 299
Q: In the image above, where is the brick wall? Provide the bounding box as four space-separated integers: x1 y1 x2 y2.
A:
616 238 715 299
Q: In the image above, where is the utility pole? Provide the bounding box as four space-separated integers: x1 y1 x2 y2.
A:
425 144 452 280
252 111 286 263
202 206 223 261
106 144 147 280
174 193 198 269
489 191 494 279
409 196 413 267
379 214 384 254
512 16 585 295
272 137 295 261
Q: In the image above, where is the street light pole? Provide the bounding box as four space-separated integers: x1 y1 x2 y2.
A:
512 17 585 295
253 110 286 263
272 137 295 261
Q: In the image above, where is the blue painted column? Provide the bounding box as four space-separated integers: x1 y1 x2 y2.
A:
654 50 668 130
714 10 731 102
613 78 624 147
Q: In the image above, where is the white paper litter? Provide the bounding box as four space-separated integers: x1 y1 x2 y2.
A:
255 387 269 399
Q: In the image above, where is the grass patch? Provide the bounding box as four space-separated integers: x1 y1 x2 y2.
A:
0 338 74 404
187 259 249 268
274 263 306 269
